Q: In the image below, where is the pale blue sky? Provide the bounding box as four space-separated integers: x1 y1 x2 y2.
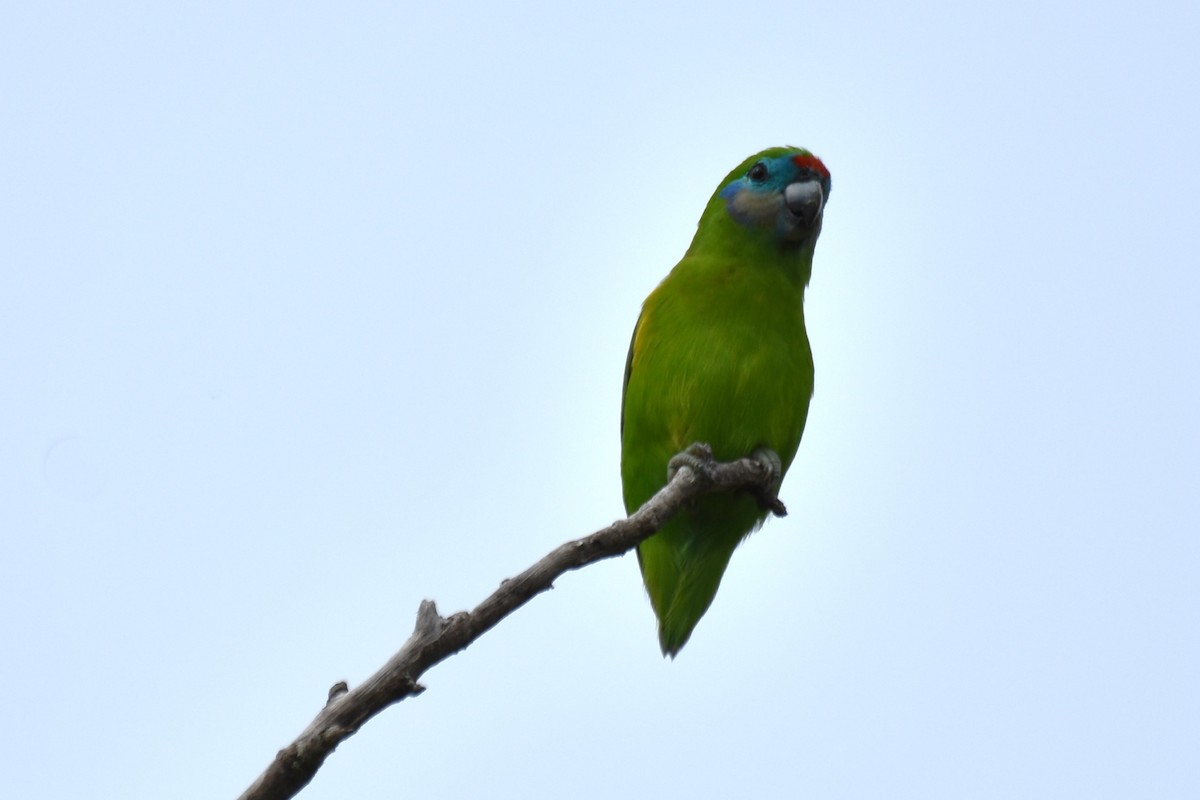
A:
3 2 1198 798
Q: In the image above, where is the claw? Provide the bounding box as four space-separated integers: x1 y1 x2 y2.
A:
750 446 783 485
667 442 716 484
749 446 788 517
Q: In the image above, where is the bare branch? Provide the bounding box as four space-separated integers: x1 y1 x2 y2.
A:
237 451 783 800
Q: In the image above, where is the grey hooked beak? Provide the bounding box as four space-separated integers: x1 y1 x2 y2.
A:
784 180 825 228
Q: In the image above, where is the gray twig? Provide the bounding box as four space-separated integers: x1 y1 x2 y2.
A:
237 451 783 800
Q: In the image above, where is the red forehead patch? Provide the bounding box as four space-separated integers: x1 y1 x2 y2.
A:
792 154 830 178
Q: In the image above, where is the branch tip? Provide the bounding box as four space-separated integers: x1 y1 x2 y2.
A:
326 682 349 705
414 599 444 637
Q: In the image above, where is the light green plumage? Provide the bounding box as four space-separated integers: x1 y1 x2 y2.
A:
621 146 830 656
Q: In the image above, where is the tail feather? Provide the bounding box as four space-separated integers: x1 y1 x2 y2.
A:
638 520 742 657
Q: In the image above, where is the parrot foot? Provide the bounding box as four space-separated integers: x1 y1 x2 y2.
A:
667 442 717 485
749 447 788 517
666 443 787 517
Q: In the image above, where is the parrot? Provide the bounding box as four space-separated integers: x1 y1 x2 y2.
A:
620 146 831 657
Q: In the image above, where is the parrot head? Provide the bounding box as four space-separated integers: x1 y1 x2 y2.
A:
717 147 831 245
685 146 830 282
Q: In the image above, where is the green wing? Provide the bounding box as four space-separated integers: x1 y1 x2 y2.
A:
619 310 642 440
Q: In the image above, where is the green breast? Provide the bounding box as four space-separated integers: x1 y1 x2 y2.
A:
621 252 813 514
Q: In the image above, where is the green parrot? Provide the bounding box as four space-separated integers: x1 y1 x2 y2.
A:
620 146 831 656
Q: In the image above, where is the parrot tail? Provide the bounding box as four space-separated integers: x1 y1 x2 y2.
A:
638 530 739 657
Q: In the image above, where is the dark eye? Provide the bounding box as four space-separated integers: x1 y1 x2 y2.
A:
747 162 769 183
